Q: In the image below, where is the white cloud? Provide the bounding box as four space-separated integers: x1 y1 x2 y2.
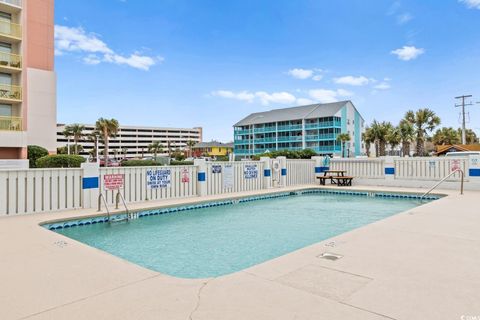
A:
211 90 255 102
255 91 297 106
373 82 391 90
308 89 353 103
459 0 480 9
287 68 313 79
55 25 160 70
397 13 413 24
333 75 370 86
391 45 425 61
287 68 324 81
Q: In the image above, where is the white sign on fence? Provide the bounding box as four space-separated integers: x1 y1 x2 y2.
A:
104 174 124 190
212 164 222 174
224 164 234 188
146 169 171 189
451 159 461 172
181 168 190 183
244 164 258 179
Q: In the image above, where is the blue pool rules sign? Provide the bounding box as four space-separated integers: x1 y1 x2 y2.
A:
146 169 171 188
244 164 258 179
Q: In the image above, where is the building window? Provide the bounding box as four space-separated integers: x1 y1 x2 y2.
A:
0 104 11 116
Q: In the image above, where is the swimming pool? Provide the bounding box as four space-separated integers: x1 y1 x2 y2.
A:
46 189 437 278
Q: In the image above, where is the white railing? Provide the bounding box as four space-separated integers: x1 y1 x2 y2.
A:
99 166 198 205
394 157 467 181
0 168 83 215
205 161 264 195
286 159 316 186
330 158 385 178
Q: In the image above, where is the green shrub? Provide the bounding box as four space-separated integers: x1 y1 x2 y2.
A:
121 160 160 167
27 145 48 168
215 155 229 161
170 160 194 166
36 154 86 168
252 148 317 160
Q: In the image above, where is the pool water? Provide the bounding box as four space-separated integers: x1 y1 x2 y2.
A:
54 193 425 278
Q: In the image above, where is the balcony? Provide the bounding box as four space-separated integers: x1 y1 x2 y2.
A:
0 83 22 103
0 0 21 13
0 115 22 131
0 51 21 72
0 20 22 42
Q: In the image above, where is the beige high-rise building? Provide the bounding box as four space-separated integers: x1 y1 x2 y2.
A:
0 0 57 159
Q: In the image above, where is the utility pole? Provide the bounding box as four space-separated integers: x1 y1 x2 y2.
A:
455 95 473 144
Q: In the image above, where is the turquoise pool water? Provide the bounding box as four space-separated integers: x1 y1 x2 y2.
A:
54 192 426 278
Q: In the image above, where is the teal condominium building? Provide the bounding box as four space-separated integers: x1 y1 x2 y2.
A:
233 101 365 157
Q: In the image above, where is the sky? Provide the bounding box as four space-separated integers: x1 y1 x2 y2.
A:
55 0 480 141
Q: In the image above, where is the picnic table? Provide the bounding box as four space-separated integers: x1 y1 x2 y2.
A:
316 170 353 186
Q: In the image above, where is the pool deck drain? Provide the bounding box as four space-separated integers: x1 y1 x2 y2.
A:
0 185 479 320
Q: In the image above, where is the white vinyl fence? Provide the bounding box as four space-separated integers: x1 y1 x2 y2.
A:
286 160 316 186
0 168 83 215
330 158 385 178
99 166 198 205
205 161 265 195
394 157 467 181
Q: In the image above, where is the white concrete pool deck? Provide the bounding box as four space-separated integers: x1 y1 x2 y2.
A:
1 185 479 320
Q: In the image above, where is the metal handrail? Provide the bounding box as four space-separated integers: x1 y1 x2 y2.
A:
97 193 112 221
421 169 464 199
115 191 130 219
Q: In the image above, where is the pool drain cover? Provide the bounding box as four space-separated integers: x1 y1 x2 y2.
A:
319 252 343 261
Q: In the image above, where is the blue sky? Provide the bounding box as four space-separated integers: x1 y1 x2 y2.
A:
55 0 480 141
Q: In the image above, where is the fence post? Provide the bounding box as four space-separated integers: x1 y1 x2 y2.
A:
81 162 100 209
384 156 395 181
194 159 207 197
277 156 287 187
312 156 327 176
261 157 272 189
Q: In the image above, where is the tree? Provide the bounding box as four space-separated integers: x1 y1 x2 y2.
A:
386 126 401 155
186 140 196 157
404 108 441 156
87 130 101 162
433 127 460 145
398 120 415 156
458 128 479 144
63 124 85 154
369 120 393 157
337 133 351 158
148 141 164 160
362 127 375 157
95 118 119 166
27 145 48 168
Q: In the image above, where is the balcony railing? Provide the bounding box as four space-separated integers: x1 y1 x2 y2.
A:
0 83 22 100
0 20 22 39
0 0 22 7
0 115 22 131
0 51 21 69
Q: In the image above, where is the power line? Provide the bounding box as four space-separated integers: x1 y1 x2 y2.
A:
455 95 474 144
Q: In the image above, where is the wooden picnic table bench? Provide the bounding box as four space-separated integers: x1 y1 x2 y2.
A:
331 176 353 186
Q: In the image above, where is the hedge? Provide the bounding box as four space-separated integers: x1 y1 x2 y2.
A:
121 160 160 167
170 160 194 166
252 149 317 160
36 154 86 168
27 145 48 168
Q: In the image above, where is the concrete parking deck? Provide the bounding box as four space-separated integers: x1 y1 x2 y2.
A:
0 185 479 320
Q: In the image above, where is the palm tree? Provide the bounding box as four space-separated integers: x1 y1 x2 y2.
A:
337 133 351 158
186 140 196 158
433 127 460 145
87 130 100 162
458 128 479 144
148 141 164 160
362 127 375 157
95 118 119 166
404 108 441 156
386 126 401 155
369 120 392 157
64 124 85 154
62 128 73 154
398 120 415 157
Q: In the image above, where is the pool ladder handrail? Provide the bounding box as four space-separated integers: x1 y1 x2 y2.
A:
97 193 112 222
420 169 464 200
115 191 131 220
